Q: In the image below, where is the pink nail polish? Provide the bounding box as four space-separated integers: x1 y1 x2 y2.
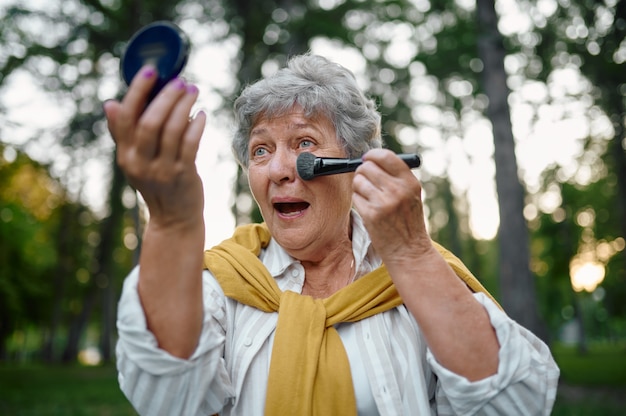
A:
187 84 198 94
171 78 186 89
142 67 156 78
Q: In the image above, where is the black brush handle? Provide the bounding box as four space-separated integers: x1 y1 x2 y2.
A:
316 153 421 177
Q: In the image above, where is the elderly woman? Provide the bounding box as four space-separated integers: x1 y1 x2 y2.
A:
104 54 559 415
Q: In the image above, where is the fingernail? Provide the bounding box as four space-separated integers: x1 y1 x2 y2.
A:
187 84 198 94
142 66 156 78
188 109 206 122
171 78 186 89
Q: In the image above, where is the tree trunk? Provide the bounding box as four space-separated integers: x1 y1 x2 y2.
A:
61 285 99 363
440 176 464 257
61 156 127 363
608 96 626 269
100 160 128 363
475 0 547 340
41 203 75 362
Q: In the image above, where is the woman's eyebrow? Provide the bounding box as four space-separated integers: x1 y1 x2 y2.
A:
288 121 311 129
250 122 316 137
250 126 268 136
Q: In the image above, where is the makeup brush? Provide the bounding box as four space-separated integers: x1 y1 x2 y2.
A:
297 152 421 181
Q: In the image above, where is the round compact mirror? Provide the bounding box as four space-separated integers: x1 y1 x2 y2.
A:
120 21 190 101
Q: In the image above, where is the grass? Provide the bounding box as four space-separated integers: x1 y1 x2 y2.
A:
551 342 626 416
0 364 137 416
551 342 626 385
0 343 624 415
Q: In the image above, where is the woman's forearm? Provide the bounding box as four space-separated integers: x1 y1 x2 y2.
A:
137 217 205 359
387 248 500 381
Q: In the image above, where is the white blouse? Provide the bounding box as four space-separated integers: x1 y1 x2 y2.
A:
116 212 560 415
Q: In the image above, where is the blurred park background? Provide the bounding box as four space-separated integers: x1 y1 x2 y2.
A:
1 0 625 414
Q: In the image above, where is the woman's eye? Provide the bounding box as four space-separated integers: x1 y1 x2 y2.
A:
253 147 267 157
300 140 313 149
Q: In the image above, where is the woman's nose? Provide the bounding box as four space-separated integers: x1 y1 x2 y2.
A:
268 149 296 184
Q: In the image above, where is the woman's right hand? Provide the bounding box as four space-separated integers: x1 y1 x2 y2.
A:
105 66 207 358
103 65 206 228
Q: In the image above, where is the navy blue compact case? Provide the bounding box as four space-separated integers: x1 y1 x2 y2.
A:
121 21 190 101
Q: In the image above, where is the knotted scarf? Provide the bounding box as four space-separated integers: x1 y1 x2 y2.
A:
203 223 498 415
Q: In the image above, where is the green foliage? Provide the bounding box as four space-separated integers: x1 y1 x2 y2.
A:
526 0 626 324
0 201 56 308
530 156 626 339
0 0 190 362
0 149 60 355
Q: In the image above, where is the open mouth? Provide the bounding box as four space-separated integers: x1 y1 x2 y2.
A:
274 202 310 216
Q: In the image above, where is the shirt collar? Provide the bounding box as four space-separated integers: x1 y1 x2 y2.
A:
259 209 380 281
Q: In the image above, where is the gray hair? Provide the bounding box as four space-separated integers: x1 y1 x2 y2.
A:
232 53 382 168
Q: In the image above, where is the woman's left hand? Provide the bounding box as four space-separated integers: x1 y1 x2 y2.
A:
352 149 432 264
353 149 500 382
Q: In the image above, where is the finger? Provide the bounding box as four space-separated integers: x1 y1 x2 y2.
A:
110 66 159 153
358 152 419 197
361 149 414 178
133 78 188 160
351 188 372 217
354 161 422 221
103 100 121 142
179 110 206 164
158 84 201 164
355 159 395 194
120 65 159 119
352 171 381 202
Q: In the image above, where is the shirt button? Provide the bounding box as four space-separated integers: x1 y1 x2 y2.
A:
291 269 299 277
244 337 253 347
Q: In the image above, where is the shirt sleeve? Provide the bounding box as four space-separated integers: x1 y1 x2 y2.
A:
427 292 560 416
115 267 235 415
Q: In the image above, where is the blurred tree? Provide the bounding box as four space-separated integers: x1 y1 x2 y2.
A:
8 0 625 364
40 201 90 362
0 145 60 360
535 0 626 245
521 0 626 340
476 0 546 338
53 0 187 363
216 0 492 280
532 163 625 349
0 0 184 362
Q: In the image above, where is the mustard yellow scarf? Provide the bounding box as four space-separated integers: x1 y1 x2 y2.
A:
203 223 498 415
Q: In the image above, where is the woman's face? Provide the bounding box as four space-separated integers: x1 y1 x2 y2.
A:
247 107 354 261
